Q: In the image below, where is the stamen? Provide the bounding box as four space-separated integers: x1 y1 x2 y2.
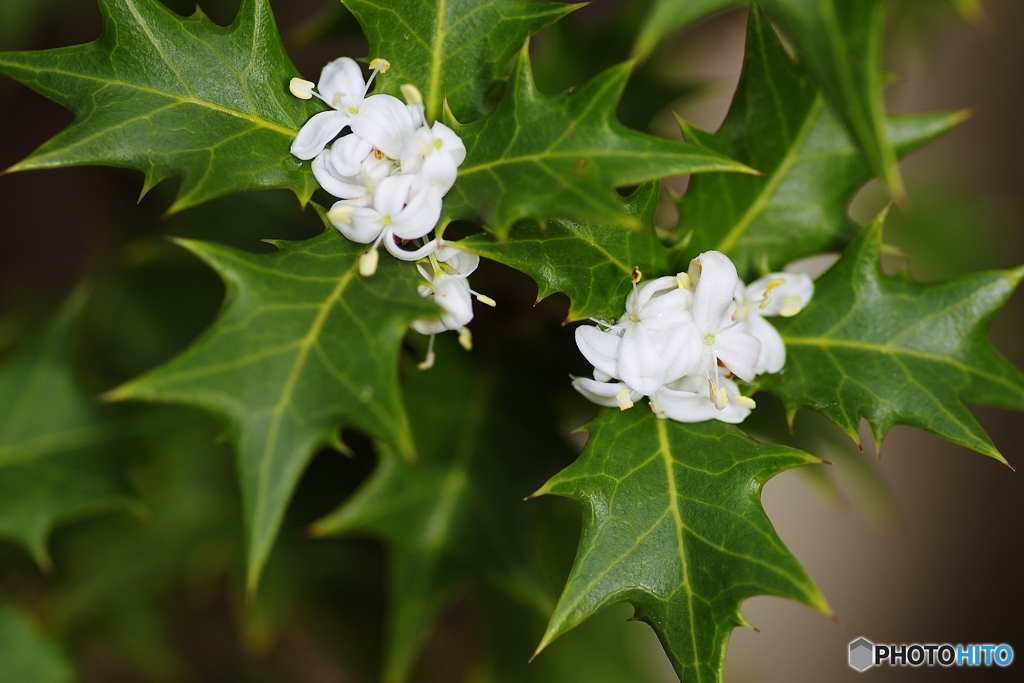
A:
458 327 473 351
418 334 436 370
649 400 666 416
615 388 634 411
732 304 750 322
631 266 642 284
289 78 315 100
360 231 387 277
676 272 692 289
472 292 497 307
327 204 355 225
759 278 786 310
713 386 729 410
364 57 391 96
779 296 803 317
373 149 385 160
400 83 423 105
734 395 756 410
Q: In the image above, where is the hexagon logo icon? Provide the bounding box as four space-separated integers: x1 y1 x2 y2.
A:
849 637 874 671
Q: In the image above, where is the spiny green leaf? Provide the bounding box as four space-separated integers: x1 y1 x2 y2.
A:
0 293 139 570
441 47 754 236
460 182 668 322
107 220 435 593
675 5 968 276
344 0 578 122
760 212 1024 463
313 340 553 683
0 0 318 213
633 0 906 201
0 601 74 683
535 408 829 683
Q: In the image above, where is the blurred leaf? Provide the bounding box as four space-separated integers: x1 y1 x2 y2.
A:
633 0 906 201
442 48 754 236
0 292 139 569
676 5 967 276
345 0 577 122
107 221 434 593
0 0 319 214
314 339 558 683
534 407 829 682
0 602 73 683
760 212 1024 462
461 183 668 322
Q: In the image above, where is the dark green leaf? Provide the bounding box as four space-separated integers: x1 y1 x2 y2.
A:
461 182 668 321
0 602 74 683
107 220 435 592
345 0 578 122
0 0 318 213
676 5 967 276
0 293 139 569
534 407 829 682
760 212 1024 463
442 47 754 236
633 0 907 201
313 340 554 683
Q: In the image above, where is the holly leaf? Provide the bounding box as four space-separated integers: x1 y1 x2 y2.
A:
0 602 74 683
441 47 755 236
760 212 1024 463
345 0 578 122
0 0 318 214
676 5 967 276
534 408 829 682
106 219 435 592
460 182 668 322
0 293 139 570
633 0 905 201
312 339 555 683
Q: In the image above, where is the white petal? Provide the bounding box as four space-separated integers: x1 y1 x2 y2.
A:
653 320 702 382
413 150 459 195
344 207 385 244
652 376 751 423
318 57 366 111
436 242 479 277
714 328 761 382
412 317 447 335
351 95 416 159
312 151 368 200
389 185 442 240
373 174 416 216
692 251 739 330
434 277 474 330
572 377 642 408
747 314 786 374
432 121 467 166
407 103 426 129
575 325 621 380
746 272 814 316
329 134 374 177
639 288 693 331
383 233 439 261
290 110 349 160
617 325 668 396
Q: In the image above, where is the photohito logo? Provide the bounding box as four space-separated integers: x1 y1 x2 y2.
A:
848 637 1014 671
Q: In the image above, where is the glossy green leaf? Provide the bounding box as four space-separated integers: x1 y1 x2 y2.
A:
344 0 577 122
313 340 554 683
534 407 829 682
0 602 74 683
0 0 318 213
760 212 1024 463
633 0 905 201
675 5 967 276
441 47 754 236
461 182 668 322
107 221 435 592
0 293 138 569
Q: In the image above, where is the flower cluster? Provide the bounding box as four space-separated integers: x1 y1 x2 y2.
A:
290 57 488 368
573 251 813 424
289 57 466 277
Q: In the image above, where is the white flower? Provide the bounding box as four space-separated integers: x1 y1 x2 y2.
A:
571 377 643 411
690 252 762 400
312 134 396 201
576 276 700 397
732 271 814 375
401 121 468 195
649 375 754 423
290 58 401 160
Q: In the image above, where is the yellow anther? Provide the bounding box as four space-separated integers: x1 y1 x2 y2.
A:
713 386 729 410
649 400 666 416
327 204 355 224
615 388 634 411
458 327 473 351
359 249 379 277
779 296 803 317
373 149 385 160
369 58 391 73
734 395 756 410
400 83 423 105
676 272 692 289
759 278 787 309
732 304 750 322
289 78 315 100
475 294 497 307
